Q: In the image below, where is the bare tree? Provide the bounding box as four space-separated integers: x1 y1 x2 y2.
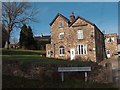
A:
2 2 38 49
11 36 18 48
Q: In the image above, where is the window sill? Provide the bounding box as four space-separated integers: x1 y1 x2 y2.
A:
59 54 65 57
47 55 51 57
59 27 63 28
107 42 114 43
77 38 84 40
77 54 87 55
59 38 64 40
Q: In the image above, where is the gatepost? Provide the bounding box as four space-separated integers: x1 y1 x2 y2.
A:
105 62 112 82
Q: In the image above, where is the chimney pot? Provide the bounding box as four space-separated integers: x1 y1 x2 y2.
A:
70 12 75 22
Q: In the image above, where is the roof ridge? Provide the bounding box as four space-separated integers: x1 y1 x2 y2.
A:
50 13 70 26
69 15 94 27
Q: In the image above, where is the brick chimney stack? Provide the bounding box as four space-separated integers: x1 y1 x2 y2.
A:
70 12 75 22
41 33 43 37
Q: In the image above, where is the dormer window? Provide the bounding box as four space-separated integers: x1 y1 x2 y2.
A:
59 22 63 28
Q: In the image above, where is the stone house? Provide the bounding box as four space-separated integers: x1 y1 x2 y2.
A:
46 13 106 62
105 33 118 58
118 39 120 56
34 35 51 50
34 35 51 41
118 39 120 51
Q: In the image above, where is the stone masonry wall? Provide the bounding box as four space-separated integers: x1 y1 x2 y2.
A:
105 33 118 58
3 60 109 83
95 27 105 62
68 18 96 62
46 14 105 62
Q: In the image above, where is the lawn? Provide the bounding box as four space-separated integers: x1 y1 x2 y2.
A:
2 48 45 55
2 49 119 88
2 55 94 67
2 48 95 66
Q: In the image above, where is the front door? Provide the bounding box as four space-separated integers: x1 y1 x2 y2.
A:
70 48 75 60
106 50 111 58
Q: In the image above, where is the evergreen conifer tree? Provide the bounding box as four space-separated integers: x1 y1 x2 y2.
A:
19 24 36 49
19 24 28 49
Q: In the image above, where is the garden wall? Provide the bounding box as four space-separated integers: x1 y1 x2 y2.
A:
3 59 109 83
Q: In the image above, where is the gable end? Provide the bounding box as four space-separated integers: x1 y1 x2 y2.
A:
69 16 94 27
50 13 70 26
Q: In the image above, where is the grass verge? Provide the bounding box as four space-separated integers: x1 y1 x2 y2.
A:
2 48 45 55
2 55 94 66
2 75 117 88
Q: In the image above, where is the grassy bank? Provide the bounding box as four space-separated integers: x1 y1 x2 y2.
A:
2 48 94 66
2 48 45 55
2 49 118 88
2 55 94 66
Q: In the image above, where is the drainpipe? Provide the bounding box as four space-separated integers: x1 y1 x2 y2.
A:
54 44 55 58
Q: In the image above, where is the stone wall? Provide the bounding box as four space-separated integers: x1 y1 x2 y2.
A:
3 60 110 83
118 44 120 52
95 26 106 62
3 60 60 81
69 18 96 62
46 14 105 62
105 33 118 58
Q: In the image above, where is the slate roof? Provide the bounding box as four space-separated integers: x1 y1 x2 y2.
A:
50 13 103 35
69 16 94 27
34 35 51 41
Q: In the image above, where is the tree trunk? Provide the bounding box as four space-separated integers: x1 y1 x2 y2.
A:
4 30 10 49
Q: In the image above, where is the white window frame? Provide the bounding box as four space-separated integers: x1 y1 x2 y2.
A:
106 50 110 54
111 37 114 42
77 30 83 39
59 46 65 56
59 32 64 39
47 50 51 57
106 37 114 42
77 44 87 55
